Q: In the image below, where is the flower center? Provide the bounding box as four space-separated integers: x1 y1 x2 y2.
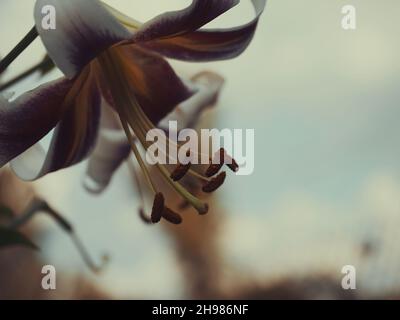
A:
95 47 236 224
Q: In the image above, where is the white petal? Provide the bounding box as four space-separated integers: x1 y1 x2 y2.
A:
34 0 131 78
159 71 225 130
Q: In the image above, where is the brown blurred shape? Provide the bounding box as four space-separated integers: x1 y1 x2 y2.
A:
0 169 110 300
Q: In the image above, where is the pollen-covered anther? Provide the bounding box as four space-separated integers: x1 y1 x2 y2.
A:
205 163 223 177
227 160 239 173
162 207 183 225
202 172 227 193
218 148 239 173
170 163 192 181
224 154 239 173
151 193 165 224
206 148 238 177
205 148 225 177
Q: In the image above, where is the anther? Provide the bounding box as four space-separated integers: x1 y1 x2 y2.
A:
218 148 240 173
162 207 183 225
151 193 165 224
227 161 239 173
205 163 223 177
223 153 239 173
170 163 192 181
202 172 226 193
205 148 227 177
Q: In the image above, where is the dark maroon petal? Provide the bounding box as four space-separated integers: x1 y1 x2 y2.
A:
0 78 73 169
45 76 101 172
106 45 195 124
11 71 101 181
140 0 267 61
133 0 239 42
34 0 131 79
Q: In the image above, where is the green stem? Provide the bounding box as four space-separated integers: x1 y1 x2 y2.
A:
0 26 38 74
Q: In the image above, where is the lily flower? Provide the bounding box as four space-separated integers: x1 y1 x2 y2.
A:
0 0 266 221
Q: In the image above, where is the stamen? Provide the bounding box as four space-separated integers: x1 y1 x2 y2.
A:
178 179 200 210
139 208 152 225
206 148 240 176
99 50 209 215
120 119 158 194
151 192 165 224
205 163 224 177
224 153 240 173
170 163 191 181
123 104 209 214
178 200 191 210
126 107 208 214
162 207 183 225
202 172 227 193
127 160 153 225
205 149 225 177
198 203 209 216
157 163 209 215
227 162 239 173
130 95 219 169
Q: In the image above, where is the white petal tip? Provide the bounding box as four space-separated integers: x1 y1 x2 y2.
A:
82 174 109 195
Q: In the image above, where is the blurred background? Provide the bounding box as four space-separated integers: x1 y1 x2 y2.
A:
1 0 400 299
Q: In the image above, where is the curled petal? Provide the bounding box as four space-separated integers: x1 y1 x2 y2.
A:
34 0 130 79
141 0 267 61
11 70 101 181
133 0 239 42
0 78 73 169
159 71 225 130
102 2 141 31
83 103 131 194
83 128 130 194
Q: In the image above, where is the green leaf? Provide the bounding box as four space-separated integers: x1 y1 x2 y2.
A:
0 204 14 220
0 227 38 250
